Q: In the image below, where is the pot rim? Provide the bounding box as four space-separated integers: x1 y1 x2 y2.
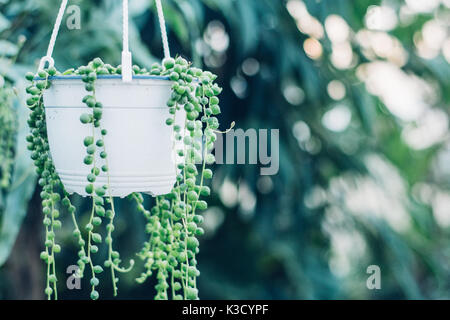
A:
35 74 171 81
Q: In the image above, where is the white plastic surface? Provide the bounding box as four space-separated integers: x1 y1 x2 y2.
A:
43 77 185 197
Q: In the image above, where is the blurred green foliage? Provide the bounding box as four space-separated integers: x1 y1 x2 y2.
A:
0 0 449 299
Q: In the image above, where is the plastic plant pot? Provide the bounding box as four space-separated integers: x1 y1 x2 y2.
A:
43 75 185 197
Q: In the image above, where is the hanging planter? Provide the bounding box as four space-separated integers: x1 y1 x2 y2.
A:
44 75 185 197
25 0 225 300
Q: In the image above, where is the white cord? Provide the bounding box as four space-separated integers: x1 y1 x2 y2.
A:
38 0 68 70
121 0 132 82
155 0 171 59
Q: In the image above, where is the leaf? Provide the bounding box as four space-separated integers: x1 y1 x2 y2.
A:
234 0 259 55
352 83 376 134
162 3 190 46
0 13 11 33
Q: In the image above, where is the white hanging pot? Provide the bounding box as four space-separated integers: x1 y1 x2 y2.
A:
36 0 182 197
43 75 185 197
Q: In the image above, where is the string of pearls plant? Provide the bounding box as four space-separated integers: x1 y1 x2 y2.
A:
0 78 17 191
25 56 222 300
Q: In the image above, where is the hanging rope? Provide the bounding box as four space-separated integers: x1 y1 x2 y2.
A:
38 0 172 80
155 0 171 59
38 0 68 70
